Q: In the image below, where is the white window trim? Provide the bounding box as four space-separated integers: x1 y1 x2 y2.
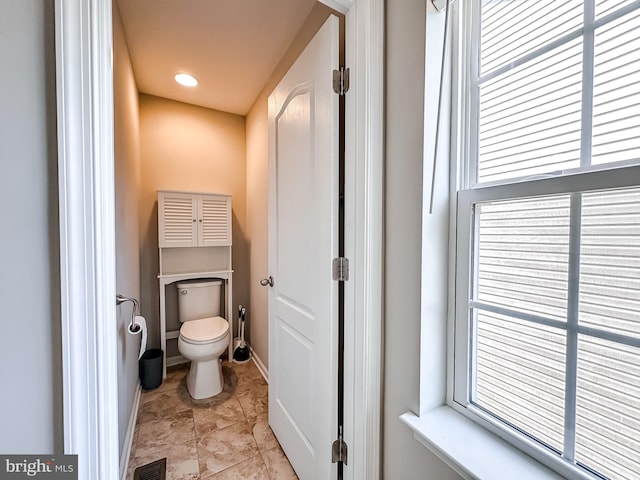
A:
401 408 565 480
403 1 640 479
449 168 640 480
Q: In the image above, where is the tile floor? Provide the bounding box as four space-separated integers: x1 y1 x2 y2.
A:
126 360 298 480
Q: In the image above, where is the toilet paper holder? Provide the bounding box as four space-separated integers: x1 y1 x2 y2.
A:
116 294 141 332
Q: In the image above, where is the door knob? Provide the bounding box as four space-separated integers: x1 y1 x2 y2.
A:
260 276 274 287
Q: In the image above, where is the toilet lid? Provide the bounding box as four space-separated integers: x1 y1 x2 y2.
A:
180 316 228 344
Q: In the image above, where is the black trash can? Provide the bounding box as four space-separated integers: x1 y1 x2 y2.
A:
139 348 163 390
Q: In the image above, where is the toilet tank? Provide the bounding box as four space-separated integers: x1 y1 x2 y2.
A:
176 279 222 322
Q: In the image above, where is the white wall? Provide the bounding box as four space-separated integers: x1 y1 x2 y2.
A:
0 0 62 452
383 0 461 478
113 1 142 457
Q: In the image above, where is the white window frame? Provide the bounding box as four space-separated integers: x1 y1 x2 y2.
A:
402 1 640 479
452 1 640 478
452 167 640 480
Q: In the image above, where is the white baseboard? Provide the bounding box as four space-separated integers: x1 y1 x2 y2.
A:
119 383 141 480
249 345 269 383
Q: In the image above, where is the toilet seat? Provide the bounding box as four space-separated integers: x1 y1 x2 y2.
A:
180 316 228 345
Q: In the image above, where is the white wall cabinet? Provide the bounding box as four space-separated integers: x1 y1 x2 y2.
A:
157 190 234 373
159 191 232 248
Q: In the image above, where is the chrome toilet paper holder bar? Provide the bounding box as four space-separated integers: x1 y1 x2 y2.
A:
116 294 141 331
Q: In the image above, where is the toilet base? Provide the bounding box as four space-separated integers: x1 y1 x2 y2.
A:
186 358 224 399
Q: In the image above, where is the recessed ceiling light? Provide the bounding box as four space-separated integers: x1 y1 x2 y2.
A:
175 73 198 87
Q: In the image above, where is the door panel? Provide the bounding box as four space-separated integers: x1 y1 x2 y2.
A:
268 15 340 480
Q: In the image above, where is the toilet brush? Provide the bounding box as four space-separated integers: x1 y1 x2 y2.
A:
233 305 242 351
233 307 251 363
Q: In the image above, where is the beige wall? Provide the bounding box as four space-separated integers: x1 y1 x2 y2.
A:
138 94 248 350
113 1 142 457
245 3 333 370
245 96 270 365
383 0 461 478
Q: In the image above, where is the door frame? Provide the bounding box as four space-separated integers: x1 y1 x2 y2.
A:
54 0 383 478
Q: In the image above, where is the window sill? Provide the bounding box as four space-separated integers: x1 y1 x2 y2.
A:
400 406 564 480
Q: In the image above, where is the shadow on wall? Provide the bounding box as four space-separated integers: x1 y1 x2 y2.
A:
231 210 250 339
140 201 160 349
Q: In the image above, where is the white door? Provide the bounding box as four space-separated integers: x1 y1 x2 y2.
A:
267 15 340 480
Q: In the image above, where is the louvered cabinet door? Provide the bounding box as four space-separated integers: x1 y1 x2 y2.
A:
197 195 232 246
158 192 197 247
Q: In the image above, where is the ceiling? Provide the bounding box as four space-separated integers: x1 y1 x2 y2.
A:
116 0 318 115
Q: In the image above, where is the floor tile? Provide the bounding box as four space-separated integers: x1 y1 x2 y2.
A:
197 421 260 476
225 361 267 396
248 412 279 453
192 394 245 436
262 445 298 480
158 364 189 391
237 382 268 418
231 360 264 380
132 410 199 480
204 454 269 480
137 376 192 424
222 363 238 392
127 359 294 480
165 456 200 480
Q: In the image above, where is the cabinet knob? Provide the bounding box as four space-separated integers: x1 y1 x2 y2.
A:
193 219 196 222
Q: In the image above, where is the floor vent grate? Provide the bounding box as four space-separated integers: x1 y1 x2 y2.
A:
133 458 166 480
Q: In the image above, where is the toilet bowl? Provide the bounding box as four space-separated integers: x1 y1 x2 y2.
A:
176 279 229 399
178 316 230 399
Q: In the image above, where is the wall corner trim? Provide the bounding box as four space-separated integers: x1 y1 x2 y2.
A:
55 0 119 477
343 0 385 479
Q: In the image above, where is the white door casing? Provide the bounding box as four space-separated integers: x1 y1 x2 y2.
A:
267 16 340 479
55 0 383 478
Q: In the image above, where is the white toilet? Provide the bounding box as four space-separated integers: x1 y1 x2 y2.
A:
176 279 230 399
